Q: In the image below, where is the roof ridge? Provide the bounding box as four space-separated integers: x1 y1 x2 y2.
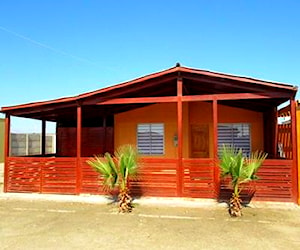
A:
1 65 297 112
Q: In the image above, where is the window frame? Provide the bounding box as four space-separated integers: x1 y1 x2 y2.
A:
217 123 251 156
137 123 165 156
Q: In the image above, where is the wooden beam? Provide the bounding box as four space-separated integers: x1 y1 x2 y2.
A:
76 105 82 195
83 76 176 105
182 73 296 93
97 96 178 105
290 99 298 204
184 74 260 92
182 92 292 102
4 102 76 117
274 108 279 158
212 99 220 199
177 77 183 197
4 114 10 192
96 92 291 106
103 116 107 154
41 120 46 156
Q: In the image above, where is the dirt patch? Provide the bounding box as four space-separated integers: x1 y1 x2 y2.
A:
0 199 300 249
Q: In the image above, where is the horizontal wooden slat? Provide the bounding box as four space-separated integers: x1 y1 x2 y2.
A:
182 158 215 198
130 158 177 197
219 159 293 202
5 157 295 203
6 157 77 194
80 158 106 194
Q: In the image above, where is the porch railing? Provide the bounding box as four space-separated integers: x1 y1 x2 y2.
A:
220 159 293 202
182 158 215 198
5 157 295 202
6 157 77 194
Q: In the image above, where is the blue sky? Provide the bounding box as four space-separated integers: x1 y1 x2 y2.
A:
1 0 300 132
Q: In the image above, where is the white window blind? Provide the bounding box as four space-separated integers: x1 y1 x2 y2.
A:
137 123 164 155
218 123 251 156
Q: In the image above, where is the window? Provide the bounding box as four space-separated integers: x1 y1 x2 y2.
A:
137 123 164 155
218 123 251 156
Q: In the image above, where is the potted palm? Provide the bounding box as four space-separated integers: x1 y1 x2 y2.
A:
219 145 267 217
87 144 139 213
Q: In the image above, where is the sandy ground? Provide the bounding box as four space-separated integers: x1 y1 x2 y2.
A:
0 163 3 192
0 196 300 250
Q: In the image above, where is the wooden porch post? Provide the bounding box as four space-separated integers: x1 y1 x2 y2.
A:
274 108 278 158
41 120 46 156
212 98 220 199
4 114 10 193
76 105 82 194
177 77 183 197
103 116 107 154
290 98 298 204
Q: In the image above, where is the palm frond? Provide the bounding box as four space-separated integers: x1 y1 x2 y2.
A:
219 145 235 177
219 145 267 195
115 144 139 190
240 150 268 184
117 144 139 179
86 153 118 190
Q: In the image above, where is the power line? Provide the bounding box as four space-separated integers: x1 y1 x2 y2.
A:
0 25 106 68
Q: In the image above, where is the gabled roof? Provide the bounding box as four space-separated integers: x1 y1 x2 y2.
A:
1 65 297 121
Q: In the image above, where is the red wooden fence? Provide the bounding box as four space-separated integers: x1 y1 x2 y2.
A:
182 158 215 198
7 157 77 194
57 127 114 157
219 159 293 202
80 158 105 195
254 159 293 202
5 157 295 202
131 158 178 197
277 124 292 159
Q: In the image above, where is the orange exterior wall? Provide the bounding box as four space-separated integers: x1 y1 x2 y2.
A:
114 102 264 158
189 102 264 157
114 103 189 158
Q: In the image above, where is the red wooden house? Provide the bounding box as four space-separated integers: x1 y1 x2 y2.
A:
1 65 299 203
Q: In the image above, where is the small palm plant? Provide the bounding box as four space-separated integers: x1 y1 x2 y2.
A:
219 145 267 217
87 144 139 213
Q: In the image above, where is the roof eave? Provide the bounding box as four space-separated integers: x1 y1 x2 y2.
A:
1 65 297 115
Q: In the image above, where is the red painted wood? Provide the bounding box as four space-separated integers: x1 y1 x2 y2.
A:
103 117 107 153
177 77 183 197
80 157 106 194
41 120 46 156
131 158 178 197
274 109 279 157
219 159 294 202
57 127 114 157
182 158 215 198
6 157 77 194
278 124 292 159
94 92 293 106
180 67 296 91
2 65 296 114
98 96 178 105
212 99 220 198
290 99 298 204
5 156 295 202
83 76 176 105
76 106 82 194
4 114 10 193
182 92 292 102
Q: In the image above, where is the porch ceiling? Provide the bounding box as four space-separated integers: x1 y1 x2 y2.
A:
1 65 297 121
16 104 152 122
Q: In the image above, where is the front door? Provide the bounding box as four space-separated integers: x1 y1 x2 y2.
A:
190 124 209 158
